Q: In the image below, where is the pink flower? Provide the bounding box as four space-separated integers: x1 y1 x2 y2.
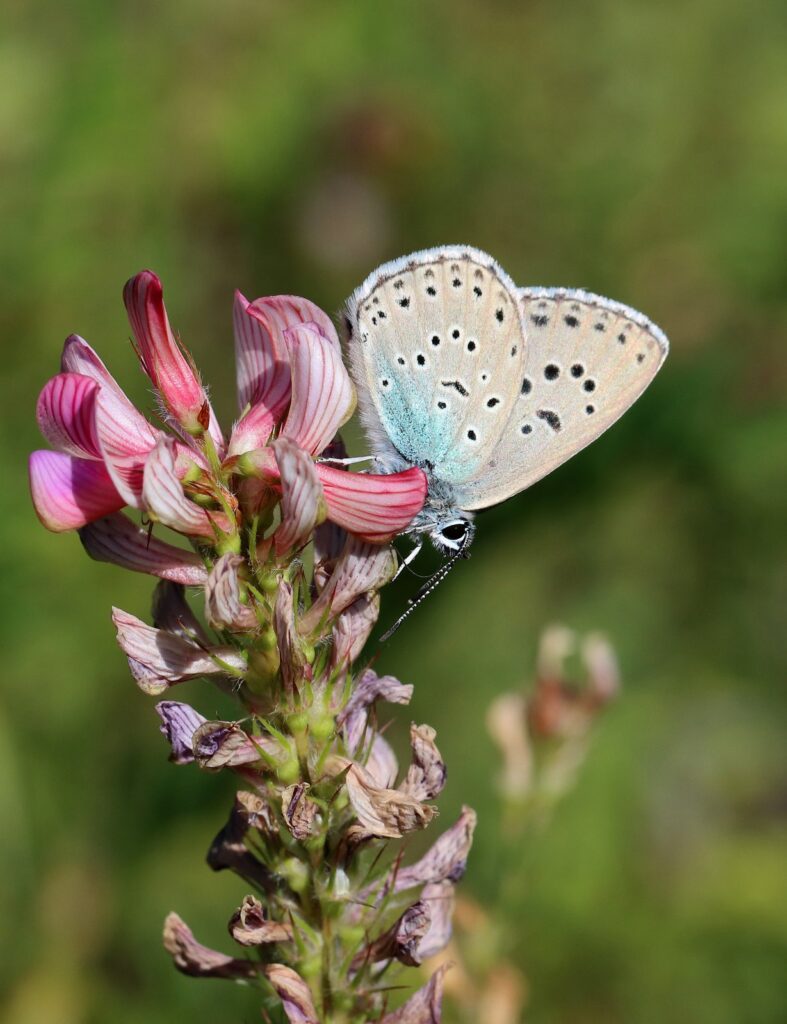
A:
30 273 428 553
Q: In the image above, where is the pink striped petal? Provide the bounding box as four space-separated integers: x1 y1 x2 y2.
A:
93 388 158 507
234 292 338 414
316 464 427 543
142 437 231 539
281 323 356 456
36 373 101 459
330 593 379 669
205 554 258 631
61 335 154 431
299 534 396 634
112 607 246 694
79 513 209 584
272 437 326 556
124 271 223 448
227 400 276 457
29 450 124 532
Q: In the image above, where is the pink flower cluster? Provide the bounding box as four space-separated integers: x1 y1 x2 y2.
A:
29 271 427 570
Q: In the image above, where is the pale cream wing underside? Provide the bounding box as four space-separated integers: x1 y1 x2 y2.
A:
453 288 669 511
347 247 527 484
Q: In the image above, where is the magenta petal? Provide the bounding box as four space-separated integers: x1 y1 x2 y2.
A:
316 464 427 543
142 437 229 539
36 373 101 459
79 513 209 584
29 450 124 532
124 271 223 448
234 292 338 414
281 323 356 456
61 335 130 398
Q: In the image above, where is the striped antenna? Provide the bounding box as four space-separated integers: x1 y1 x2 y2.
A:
380 533 472 642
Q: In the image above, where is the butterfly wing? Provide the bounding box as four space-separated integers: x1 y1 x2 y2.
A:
452 288 669 511
346 247 527 485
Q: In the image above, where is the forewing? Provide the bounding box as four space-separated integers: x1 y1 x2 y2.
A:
347 247 526 484
453 288 669 511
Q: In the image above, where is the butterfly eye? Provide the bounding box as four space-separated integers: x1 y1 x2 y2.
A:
440 522 468 543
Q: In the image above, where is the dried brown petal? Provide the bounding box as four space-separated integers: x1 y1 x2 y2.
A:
394 806 477 892
281 783 319 840
162 912 261 979
582 632 620 705
264 963 319 1023
339 669 413 730
486 692 533 798
346 763 435 839
353 899 431 970
400 724 447 802
229 895 293 946
205 553 257 631
206 792 280 891
417 881 455 960
380 964 449 1023
365 733 399 789
234 789 278 835
192 721 269 770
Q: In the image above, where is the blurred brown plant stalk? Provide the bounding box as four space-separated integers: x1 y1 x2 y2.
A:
29 272 475 1023
432 626 620 1024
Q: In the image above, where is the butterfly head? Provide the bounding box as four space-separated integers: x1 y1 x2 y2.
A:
409 499 475 556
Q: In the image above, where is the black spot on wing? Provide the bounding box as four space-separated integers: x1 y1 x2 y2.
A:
441 380 469 397
536 409 561 432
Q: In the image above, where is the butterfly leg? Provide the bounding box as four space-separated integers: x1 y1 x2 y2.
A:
391 538 423 582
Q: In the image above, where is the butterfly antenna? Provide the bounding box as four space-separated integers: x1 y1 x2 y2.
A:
380 536 470 642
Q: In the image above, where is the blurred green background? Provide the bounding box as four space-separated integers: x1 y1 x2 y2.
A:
1 1 785 1021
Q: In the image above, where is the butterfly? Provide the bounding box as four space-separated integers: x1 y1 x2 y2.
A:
343 246 668 635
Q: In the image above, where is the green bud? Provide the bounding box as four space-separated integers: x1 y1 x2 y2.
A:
286 711 308 735
216 532 241 556
304 832 325 855
181 461 203 485
280 857 309 893
299 954 322 980
245 647 280 693
309 713 335 742
260 573 280 594
339 924 366 950
277 757 301 785
257 626 278 651
302 641 316 664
